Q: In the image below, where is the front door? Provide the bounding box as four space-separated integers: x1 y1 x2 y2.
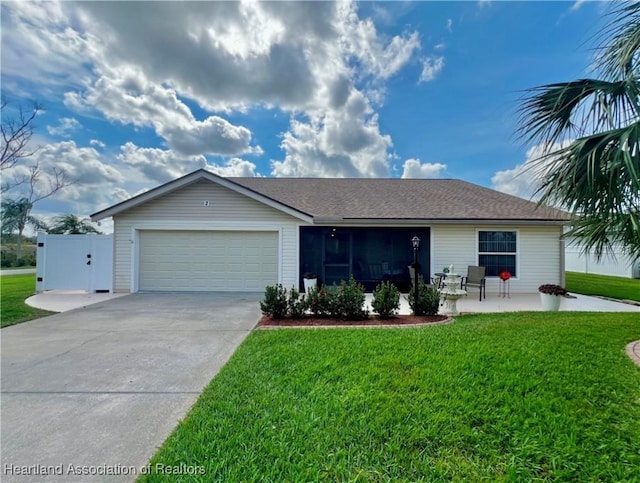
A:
322 230 351 286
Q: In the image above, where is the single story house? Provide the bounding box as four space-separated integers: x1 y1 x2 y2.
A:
91 169 570 294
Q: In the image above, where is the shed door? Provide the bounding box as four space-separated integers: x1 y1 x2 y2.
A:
138 230 278 291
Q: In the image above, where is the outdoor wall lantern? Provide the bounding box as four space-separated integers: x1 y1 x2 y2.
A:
411 236 420 313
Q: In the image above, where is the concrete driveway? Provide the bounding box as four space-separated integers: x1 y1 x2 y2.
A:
1 293 262 482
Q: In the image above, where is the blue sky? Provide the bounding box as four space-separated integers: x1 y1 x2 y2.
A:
1 1 605 230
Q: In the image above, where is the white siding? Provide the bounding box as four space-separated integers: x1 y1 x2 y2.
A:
519 226 563 291
432 225 563 294
113 180 300 292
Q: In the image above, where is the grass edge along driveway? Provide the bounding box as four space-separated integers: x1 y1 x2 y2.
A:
140 312 640 482
1 274 55 328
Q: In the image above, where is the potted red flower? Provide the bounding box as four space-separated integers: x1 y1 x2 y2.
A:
538 284 567 311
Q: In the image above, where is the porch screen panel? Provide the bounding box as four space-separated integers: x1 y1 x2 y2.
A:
299 227 429 291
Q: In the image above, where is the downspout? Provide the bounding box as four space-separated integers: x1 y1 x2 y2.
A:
559 237 566 287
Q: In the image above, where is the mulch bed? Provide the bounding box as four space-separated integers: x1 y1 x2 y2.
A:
258 314 451 328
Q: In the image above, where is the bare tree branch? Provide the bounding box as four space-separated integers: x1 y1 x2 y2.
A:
0 96 42 172
1 97 70 197
27 165 70 204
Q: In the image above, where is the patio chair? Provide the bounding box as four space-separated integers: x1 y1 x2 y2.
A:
432 273 444 290
369 263 383 280
407 265 424 286
461 265 486 301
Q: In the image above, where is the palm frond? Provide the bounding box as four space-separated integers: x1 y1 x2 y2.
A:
597 2 640 79
518 2 640 261
533 121 640 212
517 79 640 148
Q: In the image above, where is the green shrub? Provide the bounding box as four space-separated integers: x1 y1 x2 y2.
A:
1 252 17 267
260 284 288 319
0 251 35 268
325 286 343 319
308 285 331 317
371 281 401 319
287 287 308 319
407 279 441 316
334 276 367 320
307 277 367 320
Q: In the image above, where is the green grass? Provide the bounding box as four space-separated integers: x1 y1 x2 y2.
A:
1 274 55 328
142 313 640 482
566 271 640 302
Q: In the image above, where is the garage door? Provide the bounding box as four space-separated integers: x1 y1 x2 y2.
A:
138 230 278 291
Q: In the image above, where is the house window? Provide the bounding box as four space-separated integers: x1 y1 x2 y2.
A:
478 231 517 277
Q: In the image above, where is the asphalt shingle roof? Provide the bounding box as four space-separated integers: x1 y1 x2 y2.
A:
230 177 569 221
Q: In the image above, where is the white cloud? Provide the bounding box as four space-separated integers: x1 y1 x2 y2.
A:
3 140 126 217
272 91 391 177
90 139 106 149
570 1 585 12
113 147 260 203
3 0 423 183
110 187 132 203
0 2 93 93
205 158 259 177
37 141 123 185
419 56 445 83
65 68 261 157
47 117 81 137
116 142 207 184
491 142 571 199
4 141 122 190
446 19 453 33
338 3 421 82
491 163 537 200
401 159 447 178
161 117 262 157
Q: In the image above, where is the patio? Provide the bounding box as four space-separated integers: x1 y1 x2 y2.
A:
365 291 640 315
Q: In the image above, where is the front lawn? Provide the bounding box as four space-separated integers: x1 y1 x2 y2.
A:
566 271 640 302
1 274 55 328
142 313 640 482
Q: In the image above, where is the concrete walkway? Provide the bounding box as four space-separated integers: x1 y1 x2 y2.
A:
364 291 640 315
26 290 127 312
627 341 640 366
1 292 262 482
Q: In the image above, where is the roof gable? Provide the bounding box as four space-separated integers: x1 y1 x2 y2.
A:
90 170 312 222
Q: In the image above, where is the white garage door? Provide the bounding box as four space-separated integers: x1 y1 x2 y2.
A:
138 230 278 291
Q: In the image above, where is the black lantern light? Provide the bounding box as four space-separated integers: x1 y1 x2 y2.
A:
411 236 420 314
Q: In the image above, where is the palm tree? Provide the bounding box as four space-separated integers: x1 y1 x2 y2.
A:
0 197 48 258
48 214 102 235
517 2 640 262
